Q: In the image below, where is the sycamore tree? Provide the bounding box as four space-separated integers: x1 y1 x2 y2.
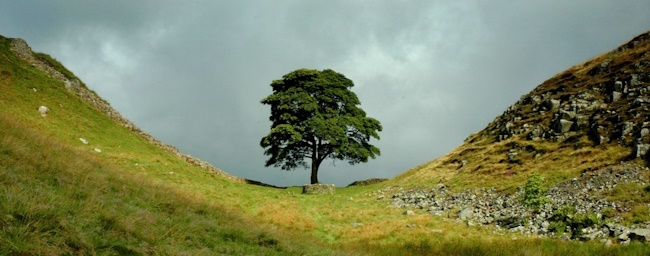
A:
260 69 382 184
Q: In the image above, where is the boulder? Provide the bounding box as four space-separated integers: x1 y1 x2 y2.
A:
580 230 602 241
559 109 576 120
614 81 624 91
622 122 635 137
38 105 49 117
302 184 335 195
631 74 642 86
612 91 622 102
554 119 574 133
629 228 650 242
641 128 650 138
544 99 561 110
636 143 650 158
458 207 474 220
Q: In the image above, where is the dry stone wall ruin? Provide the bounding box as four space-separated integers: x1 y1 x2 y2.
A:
9 38 245 183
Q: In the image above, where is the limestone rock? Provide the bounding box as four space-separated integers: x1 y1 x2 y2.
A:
554 119 574 133
614 81 624 91
641 128 650 138
302 184 335 195
629 228 650 242
636 143 650 158
459 207 474 220
38 106 49 117
544 99 561 110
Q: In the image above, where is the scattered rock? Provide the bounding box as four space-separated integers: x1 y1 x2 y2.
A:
93 148 101 153
79 138 89 145
386 164 650 242
403 210 415 216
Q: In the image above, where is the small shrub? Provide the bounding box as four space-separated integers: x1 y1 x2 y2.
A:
550 206 603 237
629 205 650 224
521 173 550 208
602 207 616 219
644 185 650 193
549 221 566 234
552 205 576 219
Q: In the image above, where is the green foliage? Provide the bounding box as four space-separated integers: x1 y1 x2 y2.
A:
628 205 650 224
260 68 382 183
549 206 602 237
521 173 550 208
549 221 566 234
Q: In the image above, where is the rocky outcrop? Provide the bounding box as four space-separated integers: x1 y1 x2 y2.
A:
9 38 249 184
378 164 650 243
479 31 650 160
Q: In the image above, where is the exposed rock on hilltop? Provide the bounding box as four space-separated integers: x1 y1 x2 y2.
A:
481 31 650 157
390 30 650 243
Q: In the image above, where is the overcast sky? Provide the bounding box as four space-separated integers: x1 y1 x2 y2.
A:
2 1 649 187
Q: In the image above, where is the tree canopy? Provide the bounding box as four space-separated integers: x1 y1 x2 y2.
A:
260 68 382 184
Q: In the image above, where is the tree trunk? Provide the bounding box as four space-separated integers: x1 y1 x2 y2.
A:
310 158 319 184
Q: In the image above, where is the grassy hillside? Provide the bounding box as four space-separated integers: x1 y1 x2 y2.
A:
394 30 650 192
3 32 650 255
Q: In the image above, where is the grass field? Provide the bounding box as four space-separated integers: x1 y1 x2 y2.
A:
3 34 650 255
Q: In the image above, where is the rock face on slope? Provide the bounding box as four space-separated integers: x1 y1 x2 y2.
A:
385 30 650 243
479 31 650 158
8 37 250 184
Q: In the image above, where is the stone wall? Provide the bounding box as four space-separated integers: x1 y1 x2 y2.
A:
302 184 335 194
9 38 245 183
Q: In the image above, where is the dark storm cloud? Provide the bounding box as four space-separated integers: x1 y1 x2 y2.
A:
2 1 649 186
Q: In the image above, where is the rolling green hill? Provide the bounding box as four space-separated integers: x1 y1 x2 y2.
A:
3 30 650 255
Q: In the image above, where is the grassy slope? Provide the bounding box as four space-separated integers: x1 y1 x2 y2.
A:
2 33 650 255
0 36 345 255
392 31 650 192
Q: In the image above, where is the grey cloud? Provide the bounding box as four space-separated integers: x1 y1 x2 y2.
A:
1 1 649 186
